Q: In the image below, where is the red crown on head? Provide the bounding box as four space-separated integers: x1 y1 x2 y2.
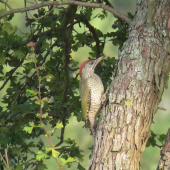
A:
79 60 93 76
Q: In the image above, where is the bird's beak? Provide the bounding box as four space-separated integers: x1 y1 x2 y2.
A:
92 56 105 70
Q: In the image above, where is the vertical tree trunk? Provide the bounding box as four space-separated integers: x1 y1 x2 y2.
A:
88 0 170 169
157 129 170 170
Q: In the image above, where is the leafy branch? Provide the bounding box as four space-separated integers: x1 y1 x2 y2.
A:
0 56 25 91
14 40 58 101
0 1 132 23
76 15 102 57
26 42 63 170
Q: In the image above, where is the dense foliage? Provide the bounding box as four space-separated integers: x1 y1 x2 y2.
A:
0 1 122 169
0 0 167 169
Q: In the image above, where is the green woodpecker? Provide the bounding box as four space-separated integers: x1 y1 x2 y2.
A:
79 56 105 133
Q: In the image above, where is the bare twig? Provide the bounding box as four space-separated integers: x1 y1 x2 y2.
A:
0 0 13 10
0 1 132 24
5 143 11 168
158 107 167 111
36 4 57 21
0 152 8 168
0 143 11 169
26 0 36 5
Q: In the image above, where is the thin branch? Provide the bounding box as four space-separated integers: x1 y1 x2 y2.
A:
33 160 43 170
0 151 7 168
0 0 13 10
26 0 36 5
15 27 57 49
59 4 77 109
77 15 101 57
14 4 77 102
36 4 56 21
158 106 167 111
55 124 65 147
32 48 63 170
103 0 114 8
0 1 132 24
5 143 10 168
67 21 79 29
0 57 25 91
15 41 57 102
0 143 11 169
15 71 36 102
34 55 53 147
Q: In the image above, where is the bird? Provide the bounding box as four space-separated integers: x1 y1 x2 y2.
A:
79 56 105 134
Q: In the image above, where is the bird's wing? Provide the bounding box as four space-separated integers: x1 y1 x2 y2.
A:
79 79 91 123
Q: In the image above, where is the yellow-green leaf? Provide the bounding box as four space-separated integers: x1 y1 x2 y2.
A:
0 52 5 64
52 149 59 158
36 151 49 161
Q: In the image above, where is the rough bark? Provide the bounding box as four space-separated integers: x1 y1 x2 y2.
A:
157 129 170 170
87 0 170 169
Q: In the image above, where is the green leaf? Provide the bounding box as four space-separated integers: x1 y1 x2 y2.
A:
15 164 23 170
158 134 166 143
42 112 48 118
23 126 33 133
60 157 76 164
77 163 85 170
37 164 48 170
35 100 44 108
36 151 49 161
14 49 25 59
29 121 35 126
52 149 59 158
43 74 54 82
3 22 16 34
72 44 79 52
26 89 38 96
41 41 49 51
8 13 14 21
12 147 23 157
0 52 5 64
0 127 7 133
0 137 8 146
55 122 64 129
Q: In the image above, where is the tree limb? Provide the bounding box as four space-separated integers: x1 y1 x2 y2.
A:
0 0 13 10
76 15 102 57
0 1 132 24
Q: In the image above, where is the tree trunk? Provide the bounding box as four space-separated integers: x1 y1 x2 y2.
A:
88 0 170 169
157 129 170 170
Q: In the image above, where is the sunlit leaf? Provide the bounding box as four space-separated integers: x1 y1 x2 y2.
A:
36 151 49 161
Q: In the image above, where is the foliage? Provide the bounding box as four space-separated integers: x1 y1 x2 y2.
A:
0 0 132 169
147 130 166 148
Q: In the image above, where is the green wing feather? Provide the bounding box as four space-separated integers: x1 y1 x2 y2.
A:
79 79 91 121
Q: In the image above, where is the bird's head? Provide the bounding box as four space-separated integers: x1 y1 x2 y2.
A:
79 56 105 78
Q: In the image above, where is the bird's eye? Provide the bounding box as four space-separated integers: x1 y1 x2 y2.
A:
89 61 93 65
